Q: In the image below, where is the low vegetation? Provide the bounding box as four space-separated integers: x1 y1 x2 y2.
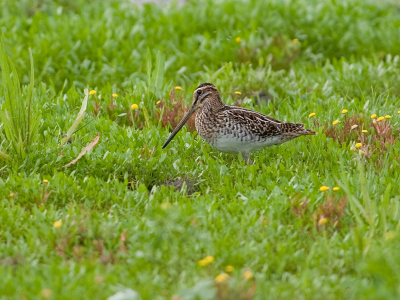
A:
1 0 400 299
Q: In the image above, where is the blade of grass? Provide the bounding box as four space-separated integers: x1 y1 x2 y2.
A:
152 50 165 98
357 160 376 235
207 64 226 81
142 105 150 128
60 88 89 147
146 47 152 103
335 156 366 229
73 119 95 134
7 58 21 132
0 36 16 131
26 48 34 149
0 150 11 161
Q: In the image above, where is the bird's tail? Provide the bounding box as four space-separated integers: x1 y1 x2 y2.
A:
281 123 317 136
304 129 317 135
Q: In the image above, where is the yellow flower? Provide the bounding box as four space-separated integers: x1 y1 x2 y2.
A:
40 289 53 298
385 115 391 119
398 110 400 114
243 271 253 279
377 116 384 121
156 101 161 105
319 186 329 192
235 91 241 95
43 179 49 183
318 218 328 225
198 255 214 266
198 259 208 267
350 146 356 152
131 104 139 110
205 256 214 263
308 112 316 118
371 114 377 119
89 90 96 95
10 193 14 197
225 265 234 272
341 109 348 114
332 120 339 125
112 93 118 97
362 130 368 133
359 150 365 156
292 38 299 43
351 125 358 130
355 143 362 148
160 202 171 210
53 221 62 228
235 37 241 43
175 86 182 90
333 187 339 191
215 273 229 283
384 231 395 240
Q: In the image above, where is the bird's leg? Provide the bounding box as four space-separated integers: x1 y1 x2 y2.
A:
241 152 253 165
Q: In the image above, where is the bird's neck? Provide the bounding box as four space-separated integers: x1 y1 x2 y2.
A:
199 96 225 116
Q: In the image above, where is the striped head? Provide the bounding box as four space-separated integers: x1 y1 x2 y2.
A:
191 82 220 110
162 83 221 149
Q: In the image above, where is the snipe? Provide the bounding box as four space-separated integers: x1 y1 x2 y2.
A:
162 83 316 164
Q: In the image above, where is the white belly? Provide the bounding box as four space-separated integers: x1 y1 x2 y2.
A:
210 134 289 154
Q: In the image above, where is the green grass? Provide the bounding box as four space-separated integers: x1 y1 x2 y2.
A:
1 0 400 299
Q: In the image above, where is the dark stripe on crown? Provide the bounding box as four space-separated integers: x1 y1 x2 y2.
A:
196 82 214 89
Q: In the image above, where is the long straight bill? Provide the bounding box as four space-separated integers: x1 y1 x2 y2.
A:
162 106 197 149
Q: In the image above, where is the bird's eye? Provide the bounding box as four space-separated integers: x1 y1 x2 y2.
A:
197 90 202 96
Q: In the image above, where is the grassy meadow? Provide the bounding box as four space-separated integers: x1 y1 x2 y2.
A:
2 0 400 299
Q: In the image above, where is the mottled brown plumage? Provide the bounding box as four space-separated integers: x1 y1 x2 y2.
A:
163 83 316 164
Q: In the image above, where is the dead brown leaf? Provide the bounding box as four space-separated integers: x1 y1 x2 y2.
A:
107 95 115 112
154 87 196 132
63 133 101 168
43 191 52 201
94 99 101 117
320 115 399 161
312 197 347 230
120 230 128 252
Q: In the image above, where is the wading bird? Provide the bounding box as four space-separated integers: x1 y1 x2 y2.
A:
162 83 316 164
